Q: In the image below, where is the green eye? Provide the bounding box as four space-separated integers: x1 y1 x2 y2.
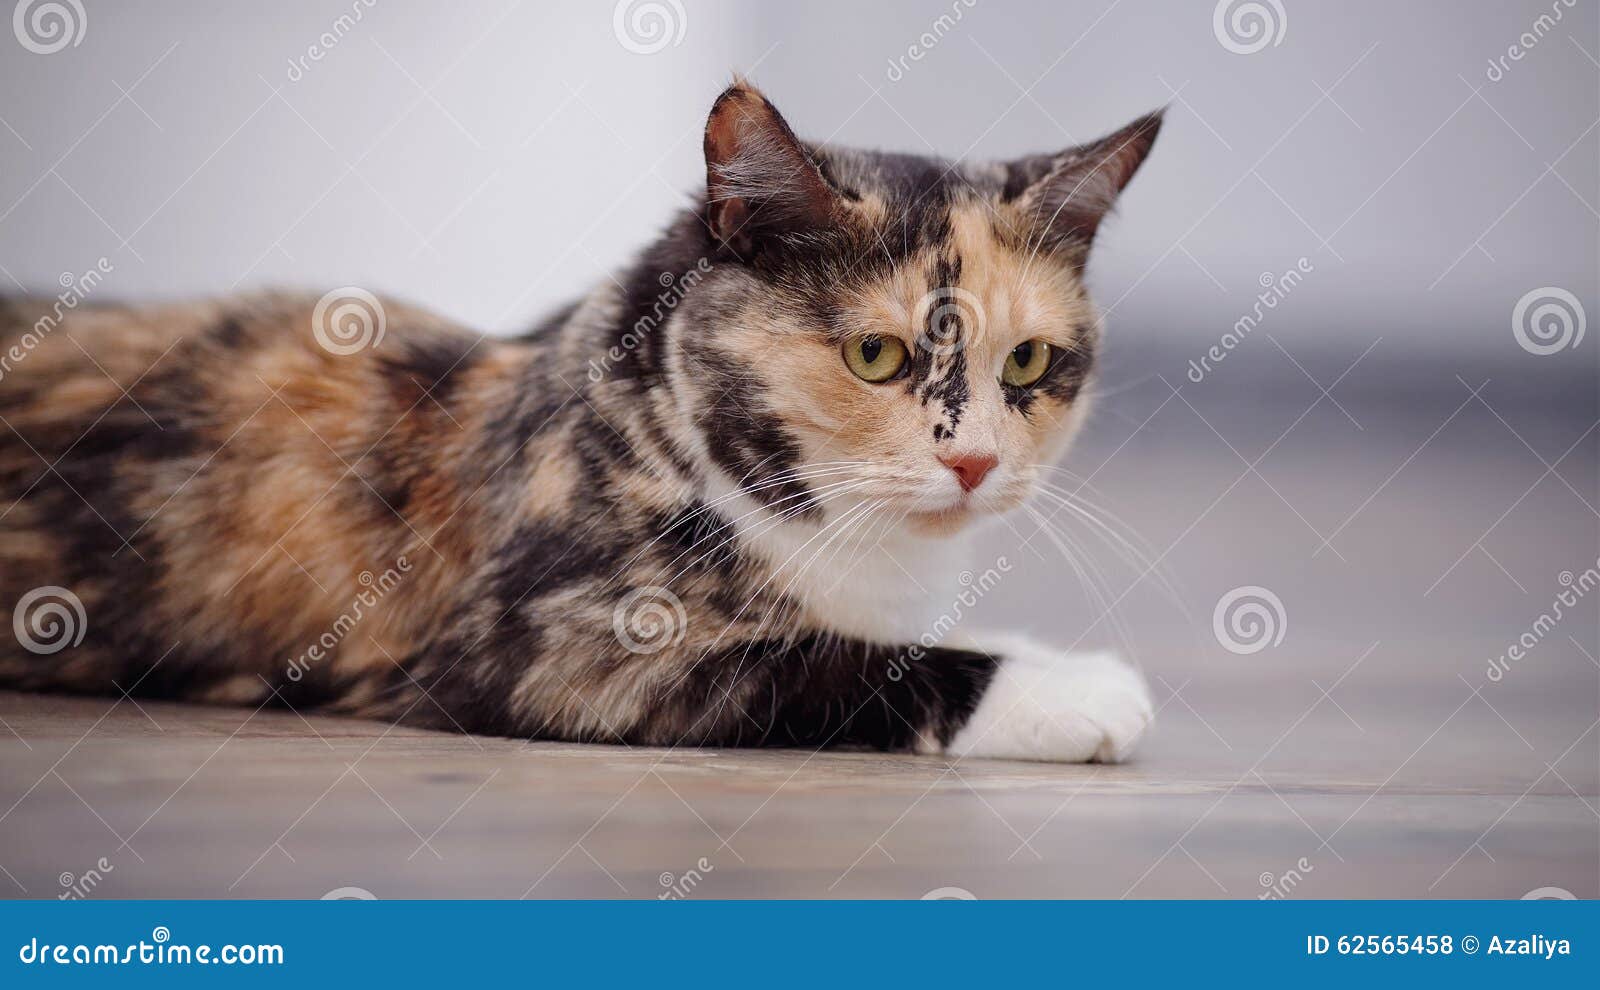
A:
843 335 907 383
1002 339 1052 387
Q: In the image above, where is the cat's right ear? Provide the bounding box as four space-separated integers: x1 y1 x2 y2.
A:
703 82 841 257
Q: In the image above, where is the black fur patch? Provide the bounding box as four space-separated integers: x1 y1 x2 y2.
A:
376 333 480 411
491 517 628 604
651 634 999 749
683 340 818 520
648 501 746 581
210 315 248 349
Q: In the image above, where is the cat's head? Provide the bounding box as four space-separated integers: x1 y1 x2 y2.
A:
669 82 1160 536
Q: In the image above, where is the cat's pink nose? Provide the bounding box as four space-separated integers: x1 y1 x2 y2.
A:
939 453 998 493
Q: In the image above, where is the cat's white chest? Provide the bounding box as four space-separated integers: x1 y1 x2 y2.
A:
718 494 973 644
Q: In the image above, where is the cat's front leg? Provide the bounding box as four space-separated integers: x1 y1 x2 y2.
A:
553 631 1150 763
941 633 1154 764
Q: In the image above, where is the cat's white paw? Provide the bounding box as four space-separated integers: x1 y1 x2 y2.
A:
945 634 1153 764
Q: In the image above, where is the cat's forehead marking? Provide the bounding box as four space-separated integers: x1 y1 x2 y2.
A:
874 199 1089 442
914 248 970 442
832 197 1094 445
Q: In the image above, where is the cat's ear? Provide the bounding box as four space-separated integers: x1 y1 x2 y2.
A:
1007 110 1163 265
703 82 841 256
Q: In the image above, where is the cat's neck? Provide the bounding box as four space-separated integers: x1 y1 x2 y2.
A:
699 470 976 644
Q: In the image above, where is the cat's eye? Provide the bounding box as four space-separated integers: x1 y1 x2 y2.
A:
1001 339 1052 387
843 335 908 383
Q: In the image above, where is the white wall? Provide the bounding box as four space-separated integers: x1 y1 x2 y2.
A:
0 0 1594 365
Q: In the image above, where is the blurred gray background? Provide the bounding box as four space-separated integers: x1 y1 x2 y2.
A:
0 1 1596 898
1 1 1594 359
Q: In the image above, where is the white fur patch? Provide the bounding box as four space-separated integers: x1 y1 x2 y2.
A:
945 633 1153 763
704 479 971 643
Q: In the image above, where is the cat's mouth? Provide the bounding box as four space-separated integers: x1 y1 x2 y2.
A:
819 472 1030 536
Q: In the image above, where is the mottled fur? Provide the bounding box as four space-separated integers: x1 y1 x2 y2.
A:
0 84 1161 760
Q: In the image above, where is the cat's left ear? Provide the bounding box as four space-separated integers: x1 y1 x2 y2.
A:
1007 110 1163 265
703 82 843 257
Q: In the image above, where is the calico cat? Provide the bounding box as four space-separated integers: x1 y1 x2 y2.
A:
0 83 1161 763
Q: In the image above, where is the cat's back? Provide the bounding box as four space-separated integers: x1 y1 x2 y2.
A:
0 290 522 702
3 290 470 395
0 290 509 455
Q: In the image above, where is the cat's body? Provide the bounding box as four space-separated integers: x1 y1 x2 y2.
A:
0 85 1160 762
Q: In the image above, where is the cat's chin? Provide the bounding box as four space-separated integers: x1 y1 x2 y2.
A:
904 505 979 537
902 492 1025 537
